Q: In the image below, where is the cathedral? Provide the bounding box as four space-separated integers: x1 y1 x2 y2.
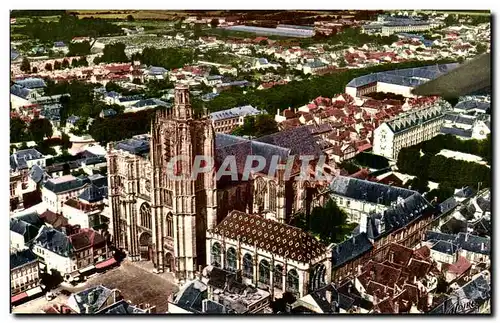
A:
107 84 334 281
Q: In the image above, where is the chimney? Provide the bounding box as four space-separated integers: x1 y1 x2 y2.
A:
481 242 485 251
393 300 399 313
326 289 332 304
83 304 90 314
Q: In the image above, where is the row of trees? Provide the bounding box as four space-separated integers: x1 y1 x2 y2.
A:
20 57 89 74
88 109 157 144
397 136 491 190
18 14 123 42
137 47 195 70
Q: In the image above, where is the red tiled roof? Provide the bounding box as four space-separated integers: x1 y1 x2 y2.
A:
442 256 471 276
11 292 28 303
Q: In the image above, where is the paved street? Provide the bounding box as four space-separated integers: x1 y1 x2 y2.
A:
13 260 179 314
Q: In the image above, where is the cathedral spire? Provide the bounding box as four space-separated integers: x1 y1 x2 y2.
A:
173 83 193 120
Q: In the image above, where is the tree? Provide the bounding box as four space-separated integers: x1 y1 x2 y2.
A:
210 18 219 28
68 41 91 56
61 58 70 69
10 117 28 143
95 43 128 64
29 118 53 142
20 58 31 73
126 14 135 22
54 60 62 70
337 57 347 68
306 199 353 244
232 114 278 138
476 43 487 54
32 66 38 74
444 14 459 27
71 58 79 68
79 56 89 67
406 177 430 194
259 39 268 46
62 162 71 175
45 63 53 71
105 82 123 93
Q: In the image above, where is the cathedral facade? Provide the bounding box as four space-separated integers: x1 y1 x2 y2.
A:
107 85 332 281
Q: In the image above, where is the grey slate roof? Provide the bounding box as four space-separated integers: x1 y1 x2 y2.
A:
308 283 340 313
132 98 168 108
69 285 114 314
210 105 261 121
172 280 208 313
10 84 30 99
98 300 148 314
115 137 150 155
330 176 415 206
332 233 373 269
429 272 490 314
444 113 476 125
10 149 45 171
15 78 47 89
346 64 459 88
33 226 72 257
431 240 459 255
425 231 490 255
29 164 45 183
78 184 107 203
10 249 38 270
43 176 87 194
454 100 490 113
365 192 433 240
387 102 446 134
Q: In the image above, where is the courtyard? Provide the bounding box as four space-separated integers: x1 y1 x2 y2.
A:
12 260 179 314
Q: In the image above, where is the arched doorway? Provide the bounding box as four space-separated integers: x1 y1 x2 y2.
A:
139 231 152 260
309 263 327 292
165 252 174 272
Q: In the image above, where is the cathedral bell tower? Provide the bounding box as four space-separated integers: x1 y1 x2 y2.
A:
150 84 217 281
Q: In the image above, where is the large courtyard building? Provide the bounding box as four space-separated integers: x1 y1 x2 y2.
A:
345 64 459 98
372 99 451 160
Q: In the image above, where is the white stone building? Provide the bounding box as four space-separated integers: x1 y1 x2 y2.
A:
373 100 449 160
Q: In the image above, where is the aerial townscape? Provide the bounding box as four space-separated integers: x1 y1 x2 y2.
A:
10 9 491 315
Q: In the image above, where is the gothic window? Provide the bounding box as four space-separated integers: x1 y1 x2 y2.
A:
211 242 221 267
140 203 152 230
274 264 283 289
255 177 266 210
258 259 270 284
243 253 253 279
166 213 173 237
268 181 277 212
226 247 237 272
165 191 173 207
309 264 326 292
287 269 300 294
